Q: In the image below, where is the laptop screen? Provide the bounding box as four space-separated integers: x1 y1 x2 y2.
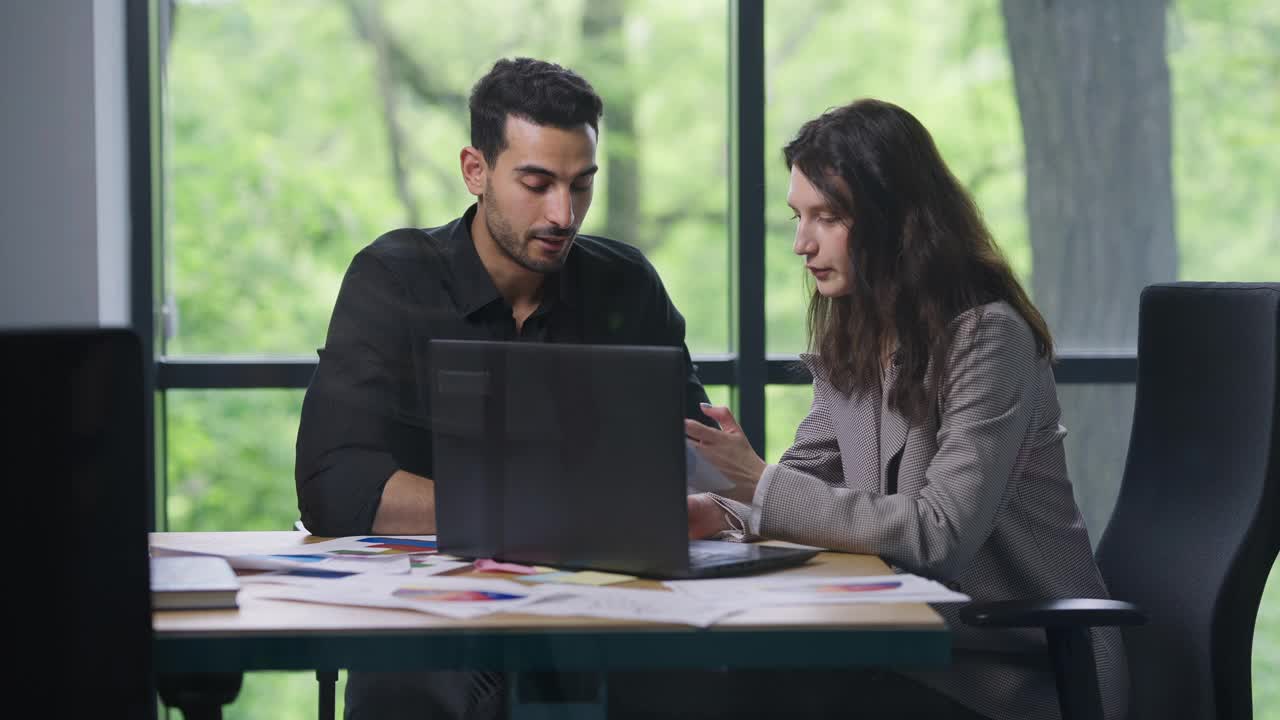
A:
429 340 691 575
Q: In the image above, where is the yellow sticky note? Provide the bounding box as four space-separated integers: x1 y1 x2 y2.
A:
558 570 636 586
533 566 558 573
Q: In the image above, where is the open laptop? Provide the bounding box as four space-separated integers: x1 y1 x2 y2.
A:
428 339 817 579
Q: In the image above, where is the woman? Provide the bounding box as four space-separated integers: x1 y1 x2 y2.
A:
685 99 1127 720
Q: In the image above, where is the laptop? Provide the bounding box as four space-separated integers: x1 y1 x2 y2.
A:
428 339 818 579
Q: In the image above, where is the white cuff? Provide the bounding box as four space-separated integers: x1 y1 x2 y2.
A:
749 464 778 535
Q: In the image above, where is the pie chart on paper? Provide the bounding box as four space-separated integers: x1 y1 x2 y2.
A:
392 588 525 603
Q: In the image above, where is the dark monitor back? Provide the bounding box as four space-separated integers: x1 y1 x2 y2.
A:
429 340 689 576
2 328 153 718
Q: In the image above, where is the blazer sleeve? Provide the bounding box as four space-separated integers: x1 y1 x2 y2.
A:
715 367 846 531
756 308 1039 579
294 249 411 537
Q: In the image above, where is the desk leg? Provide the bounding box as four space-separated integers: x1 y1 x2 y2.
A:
316 670 338 720
156 672 243 720
509 672 606 720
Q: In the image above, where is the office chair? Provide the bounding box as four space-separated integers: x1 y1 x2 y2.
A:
962 282 1280 720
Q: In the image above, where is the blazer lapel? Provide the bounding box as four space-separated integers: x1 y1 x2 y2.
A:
800 353 880 490
879 361 910 493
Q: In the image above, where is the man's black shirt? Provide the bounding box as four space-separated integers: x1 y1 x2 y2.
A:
295 205 711 536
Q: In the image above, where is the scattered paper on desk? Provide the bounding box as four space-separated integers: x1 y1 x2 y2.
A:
663 574 969 605
287 535 440 556
151 535 308 559
411 559 471 576
259 575 558 619
152 535 441 575
520 586 748 627
686 440 734 494
228 553 412 575
519 570 636 586
238 568 357 587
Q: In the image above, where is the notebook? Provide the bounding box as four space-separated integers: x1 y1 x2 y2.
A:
150 555 241 610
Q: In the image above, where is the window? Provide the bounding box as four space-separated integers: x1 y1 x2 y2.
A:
163 0 729 357
139 1 1278 717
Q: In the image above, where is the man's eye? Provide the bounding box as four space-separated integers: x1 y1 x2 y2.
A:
523 183 549 193
571 183 593 193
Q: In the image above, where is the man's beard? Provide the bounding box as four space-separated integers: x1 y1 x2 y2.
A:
482 195 574 274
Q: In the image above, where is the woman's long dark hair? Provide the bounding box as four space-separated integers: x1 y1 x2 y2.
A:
784 99 1052 423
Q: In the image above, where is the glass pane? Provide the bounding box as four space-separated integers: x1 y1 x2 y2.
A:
764 0 1277 356
165 389 304 531
164 0 729 355
222 673 347 720
705 384 732 410
764 384 812 464
1258 563 1280 720
163 388 328 718
1170 1 1280 284
764 0 1023 354
1056 384 1133 547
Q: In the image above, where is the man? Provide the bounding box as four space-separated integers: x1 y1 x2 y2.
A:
295 57 711 719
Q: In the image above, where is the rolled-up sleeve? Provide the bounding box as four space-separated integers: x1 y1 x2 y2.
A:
295 250 413 536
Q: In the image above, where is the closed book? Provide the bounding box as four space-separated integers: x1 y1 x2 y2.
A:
150 555 240 610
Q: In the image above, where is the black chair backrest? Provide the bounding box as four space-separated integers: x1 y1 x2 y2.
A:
3 328 154 718
1096 283 1280 720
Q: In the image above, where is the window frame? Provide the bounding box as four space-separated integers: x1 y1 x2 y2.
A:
128 0 1137 531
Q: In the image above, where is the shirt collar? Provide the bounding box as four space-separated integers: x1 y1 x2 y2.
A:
446 204 578 317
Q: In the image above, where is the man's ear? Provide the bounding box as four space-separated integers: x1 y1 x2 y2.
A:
460 147 488 198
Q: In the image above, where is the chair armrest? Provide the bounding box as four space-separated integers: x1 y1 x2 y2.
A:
959 599 1146 629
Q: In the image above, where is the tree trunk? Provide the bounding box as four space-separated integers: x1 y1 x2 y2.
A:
1002 0 1177 544
582 0 641 249
1003 0 1177 348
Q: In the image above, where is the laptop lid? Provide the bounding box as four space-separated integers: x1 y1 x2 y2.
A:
430 339 691 577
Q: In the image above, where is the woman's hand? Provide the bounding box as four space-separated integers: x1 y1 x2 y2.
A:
687 493 732 539
684 404 767 505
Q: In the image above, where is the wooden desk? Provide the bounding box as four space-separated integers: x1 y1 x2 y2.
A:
153 531 949 674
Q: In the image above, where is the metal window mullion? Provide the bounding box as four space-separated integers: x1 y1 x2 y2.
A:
730 0 767 453
128 0 163 532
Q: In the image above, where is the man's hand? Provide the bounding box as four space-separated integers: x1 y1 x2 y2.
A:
684 404 767 505
688 493 732 540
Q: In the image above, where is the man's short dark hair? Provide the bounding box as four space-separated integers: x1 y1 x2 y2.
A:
469 57 604 166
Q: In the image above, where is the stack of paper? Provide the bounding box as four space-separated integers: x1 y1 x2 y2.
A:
150 555 240 610
258 575 559 620
518 586 749 627
257 574 747 627
151 535 453 577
